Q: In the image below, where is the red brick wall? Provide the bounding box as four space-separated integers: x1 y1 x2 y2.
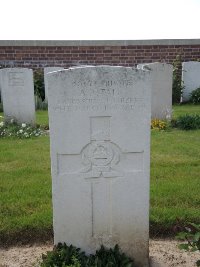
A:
0 44 200 69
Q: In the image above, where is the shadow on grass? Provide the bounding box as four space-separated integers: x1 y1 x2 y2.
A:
0 227 53 248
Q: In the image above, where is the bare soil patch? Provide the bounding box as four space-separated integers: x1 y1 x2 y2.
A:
0 239 199 267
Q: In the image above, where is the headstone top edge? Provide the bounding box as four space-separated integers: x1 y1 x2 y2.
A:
138 62 173 68
47 65 151 77
182 61 200 66
0 67 33 72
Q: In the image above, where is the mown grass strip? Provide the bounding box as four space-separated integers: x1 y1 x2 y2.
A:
0 105 200 245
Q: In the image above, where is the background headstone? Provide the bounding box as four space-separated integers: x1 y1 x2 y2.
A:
1 68 35 125
47 66 152 267
182 61 200 102
44 67 64 102
138 62 173 119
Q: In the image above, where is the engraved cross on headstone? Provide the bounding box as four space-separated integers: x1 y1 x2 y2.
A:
81 116 122 241
58 116 144 243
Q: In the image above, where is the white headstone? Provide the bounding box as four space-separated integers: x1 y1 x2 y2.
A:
44 67 64 102
47 66 152 267
182 61 200 102
1 68 35 124
138 62 173 120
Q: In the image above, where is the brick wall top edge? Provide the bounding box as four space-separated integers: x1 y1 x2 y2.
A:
0 39 200 46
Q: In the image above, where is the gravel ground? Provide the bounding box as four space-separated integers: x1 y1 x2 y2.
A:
0 239 199 267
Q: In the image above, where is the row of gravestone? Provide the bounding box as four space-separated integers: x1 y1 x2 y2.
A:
1 61 199 126
45 64 173 120
47 64 199 266
1 64 197 267
0 63 173 126
45 62 200 103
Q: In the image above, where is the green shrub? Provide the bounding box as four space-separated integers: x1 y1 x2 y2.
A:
175 114 200 130
172 55 184 104
190 87 200 104
40 244 85 267
34 69 45 101
176 222 200 266
40 243 135 267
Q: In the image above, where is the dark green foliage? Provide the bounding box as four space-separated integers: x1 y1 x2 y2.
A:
87 245 134 267
34 69 45 101
190 88 200 104
0 102 3 112
40 243 86 267
175 114 200 130
172 55 183 104
176 223 200 266
40 243 135 267
170 118 178 128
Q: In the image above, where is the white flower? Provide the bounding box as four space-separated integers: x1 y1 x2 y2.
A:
0 122 4 127
166 114 171 120
19 129 23 133
10 119 14 123
22 123 26 128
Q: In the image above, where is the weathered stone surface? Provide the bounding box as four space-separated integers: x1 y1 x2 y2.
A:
47 66 153 267
44 67 64 101
1 68 35 124
138 62 173 119
182 61 200 102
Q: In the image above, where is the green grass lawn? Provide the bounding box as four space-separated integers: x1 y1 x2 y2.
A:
172 104 200 118
36 110 49 125
0 136 52 245
150 129 200 235
0 110 49 125
0 104 200 245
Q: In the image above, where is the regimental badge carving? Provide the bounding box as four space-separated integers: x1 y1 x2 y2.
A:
81 140 121 178
80 117 122 178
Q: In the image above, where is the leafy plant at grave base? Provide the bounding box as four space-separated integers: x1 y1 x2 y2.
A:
190 87 200 104
40 243 135 267
0 119 45 138
34 69 45 101
176 222 200 266
151 119 167 130
172 55 184 104
174 114 200 130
